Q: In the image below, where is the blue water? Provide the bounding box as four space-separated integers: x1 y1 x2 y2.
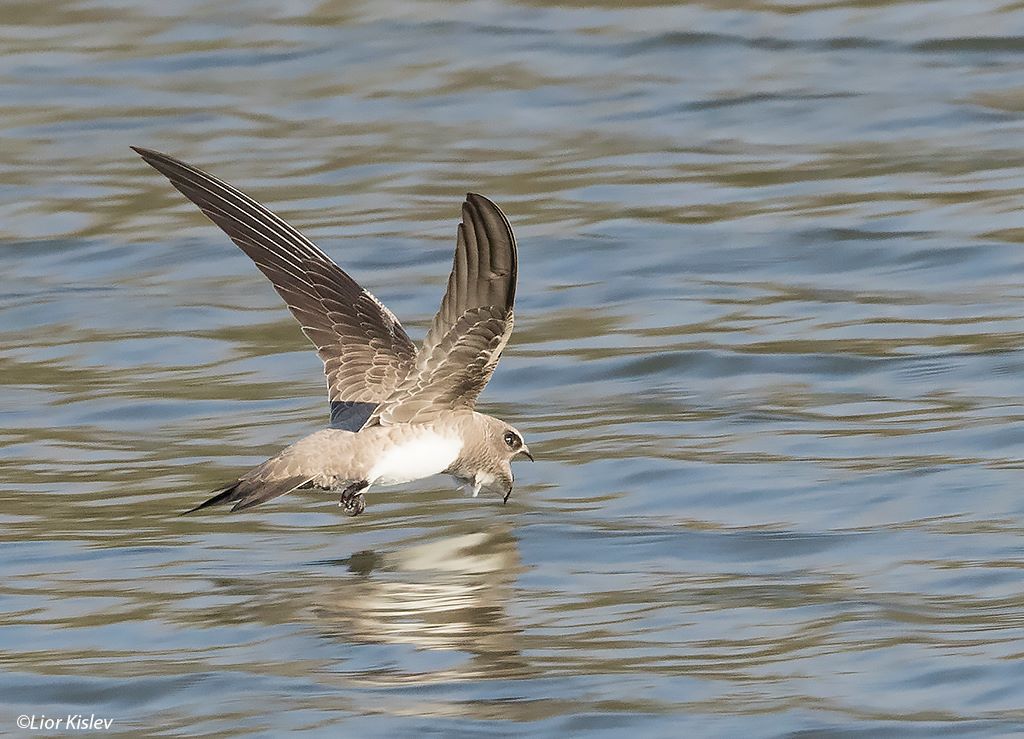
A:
3 1 1024 735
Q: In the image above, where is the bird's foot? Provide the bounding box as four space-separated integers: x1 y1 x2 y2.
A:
339 481 369 517
343 494 365 517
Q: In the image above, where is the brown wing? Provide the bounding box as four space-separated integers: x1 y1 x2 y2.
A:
371 193 517 425
133 147 417 431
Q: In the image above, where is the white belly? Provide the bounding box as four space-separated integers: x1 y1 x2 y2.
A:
368 433 462 486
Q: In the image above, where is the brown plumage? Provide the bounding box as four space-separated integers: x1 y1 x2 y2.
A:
134 148 532 515
372 194 517 425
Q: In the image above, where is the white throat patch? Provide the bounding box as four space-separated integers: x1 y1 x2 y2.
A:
471 471 497 497
368 432 463 486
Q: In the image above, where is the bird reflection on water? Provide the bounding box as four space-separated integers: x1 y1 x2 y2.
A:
312 524 527 681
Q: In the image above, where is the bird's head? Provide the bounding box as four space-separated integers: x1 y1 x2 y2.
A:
459 415 533 502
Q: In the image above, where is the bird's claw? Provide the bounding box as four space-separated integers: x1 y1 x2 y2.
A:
338 480 368 517
341 493 365 517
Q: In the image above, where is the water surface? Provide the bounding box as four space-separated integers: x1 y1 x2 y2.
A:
3 0 1024 735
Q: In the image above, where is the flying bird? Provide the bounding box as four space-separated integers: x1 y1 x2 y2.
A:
133 147 532 517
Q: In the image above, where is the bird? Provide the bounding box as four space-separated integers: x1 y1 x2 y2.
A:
133 147 532 517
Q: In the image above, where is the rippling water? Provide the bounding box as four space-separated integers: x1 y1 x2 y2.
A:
4 1 1024 735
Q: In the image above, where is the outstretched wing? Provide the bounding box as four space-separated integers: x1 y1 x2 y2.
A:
133 147 417 431
371 193 517 425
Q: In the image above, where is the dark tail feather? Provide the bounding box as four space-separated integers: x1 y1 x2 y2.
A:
182 482 243 515
182 476 311 515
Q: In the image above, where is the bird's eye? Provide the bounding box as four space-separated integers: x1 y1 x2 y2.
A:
503 431 521 450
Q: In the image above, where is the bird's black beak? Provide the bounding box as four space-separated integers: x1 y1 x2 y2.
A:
518 447 534 462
